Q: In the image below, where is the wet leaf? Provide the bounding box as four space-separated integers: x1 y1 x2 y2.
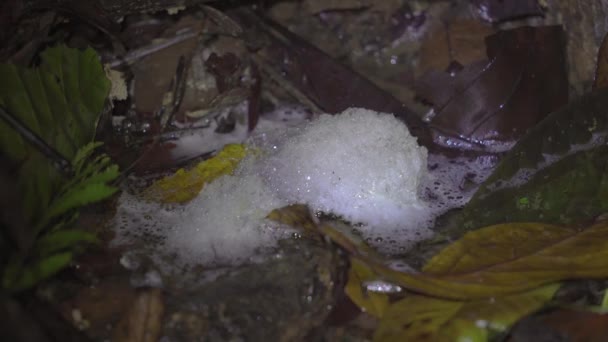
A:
449 87 608 237
374 283 559 342
145 143 246 203
417 25 568 145
345 258 389 318
348 221 608 300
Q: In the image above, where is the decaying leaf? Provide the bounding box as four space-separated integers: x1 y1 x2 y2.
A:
113 288 164 342
374 284 559 342
144 143 246 203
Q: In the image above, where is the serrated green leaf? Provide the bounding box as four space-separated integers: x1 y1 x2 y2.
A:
34 230 98 257
3 252 73 292
0 45 111 227
44 182 117 225
72 141 104 173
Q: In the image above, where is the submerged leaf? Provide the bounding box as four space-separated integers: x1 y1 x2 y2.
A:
145 144 247 203
374 284 559 342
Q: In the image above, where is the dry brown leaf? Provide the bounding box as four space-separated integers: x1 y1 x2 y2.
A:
113 288 164 342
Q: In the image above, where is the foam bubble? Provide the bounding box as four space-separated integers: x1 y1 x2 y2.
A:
113 107 493 268
262 108 429 230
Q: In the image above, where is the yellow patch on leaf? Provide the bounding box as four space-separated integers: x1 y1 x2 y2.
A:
144 144 246 203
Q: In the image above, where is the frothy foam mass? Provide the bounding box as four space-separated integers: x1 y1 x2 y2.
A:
114 107 488 268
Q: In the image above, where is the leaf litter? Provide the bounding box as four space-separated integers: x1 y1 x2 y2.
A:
4 1 608 341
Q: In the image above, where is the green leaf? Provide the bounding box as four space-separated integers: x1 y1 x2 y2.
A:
446 88 608 238
374 284 559 342
0 45 111 226
34 230 98 257
42 182 117 227
72 141 104 173
3 252 73 292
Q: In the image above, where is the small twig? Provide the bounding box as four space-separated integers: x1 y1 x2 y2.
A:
106 30 198 68
161 55 190 132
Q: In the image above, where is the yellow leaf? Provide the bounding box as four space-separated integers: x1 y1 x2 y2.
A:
144 144 246 203
345 258 389 318
374 283 559 342
353 221 608 300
